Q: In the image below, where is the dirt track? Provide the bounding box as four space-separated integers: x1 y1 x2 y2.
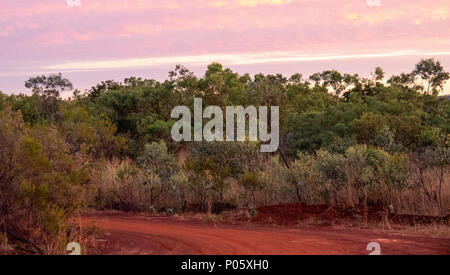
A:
81 214 450 255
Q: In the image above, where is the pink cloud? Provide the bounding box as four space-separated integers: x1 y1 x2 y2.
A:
0 0 449 93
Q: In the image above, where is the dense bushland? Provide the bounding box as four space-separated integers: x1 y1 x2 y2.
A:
0 59 449 253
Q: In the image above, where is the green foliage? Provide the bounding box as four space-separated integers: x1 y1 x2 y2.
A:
3 93 43 125
24 73 73 120
315 149 347 193
239 170 265 206
60 105 126 158
190 141 263 177
239 170 265 191
137 142 178 206
0 106 86 254
1 60 449 251
413 58 450 94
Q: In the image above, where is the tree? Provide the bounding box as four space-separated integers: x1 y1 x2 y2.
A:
373 67 385 81
0 91 5 111
387 73 415 89
25 73 73 119
315 149 347 202
239 170 265 207
137 142 177 207
168 65 198 106
88 80 122 99
60 105 126 158
4 93 42 125
412 58 450 94
423 145 449 214
183 158 214 213
186 142 263 210
309 70 356 96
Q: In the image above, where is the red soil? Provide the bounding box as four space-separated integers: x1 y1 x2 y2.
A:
254 203 449 226
81 212 450 255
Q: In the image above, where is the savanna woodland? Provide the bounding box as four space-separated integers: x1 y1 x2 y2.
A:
1 58 449 254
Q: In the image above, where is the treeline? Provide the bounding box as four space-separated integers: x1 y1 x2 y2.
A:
0 59 449 253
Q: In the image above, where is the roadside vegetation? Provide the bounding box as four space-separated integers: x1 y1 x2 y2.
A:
0 59 449 254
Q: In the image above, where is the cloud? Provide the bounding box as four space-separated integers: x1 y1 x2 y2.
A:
45 50 450 72
237 0 293 7
1 0 450 89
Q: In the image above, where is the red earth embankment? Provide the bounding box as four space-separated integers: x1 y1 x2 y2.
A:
254 203 450 226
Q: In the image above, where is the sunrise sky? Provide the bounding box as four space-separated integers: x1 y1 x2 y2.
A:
1 0 450 95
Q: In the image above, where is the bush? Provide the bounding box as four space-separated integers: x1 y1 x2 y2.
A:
0 106 86 254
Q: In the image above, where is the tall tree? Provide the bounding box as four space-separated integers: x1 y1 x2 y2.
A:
25 73 73 119
413 58 450 94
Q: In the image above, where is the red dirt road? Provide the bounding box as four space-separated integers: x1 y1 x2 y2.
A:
82 214 450 255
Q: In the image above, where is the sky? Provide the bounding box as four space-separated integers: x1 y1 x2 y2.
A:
1 0 450 95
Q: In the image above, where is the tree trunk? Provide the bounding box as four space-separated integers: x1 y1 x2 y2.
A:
207 192 212 216
295 181 302 202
